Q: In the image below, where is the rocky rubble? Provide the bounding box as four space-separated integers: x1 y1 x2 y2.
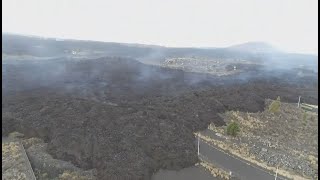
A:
249 145 315 177
2 57 318 179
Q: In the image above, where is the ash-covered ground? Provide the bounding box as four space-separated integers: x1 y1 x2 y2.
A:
2 56 318 179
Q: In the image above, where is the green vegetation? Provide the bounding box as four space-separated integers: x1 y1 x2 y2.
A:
226 122 240 137
302 111 309 127
268 96 281 113
303 111 308 122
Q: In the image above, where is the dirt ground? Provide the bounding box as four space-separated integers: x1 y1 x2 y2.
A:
2 138 36 180
2 57 318 179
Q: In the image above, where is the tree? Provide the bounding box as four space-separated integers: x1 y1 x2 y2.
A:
226 122 240 137
268 96 281 113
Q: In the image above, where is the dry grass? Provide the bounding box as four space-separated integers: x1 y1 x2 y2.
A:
307 155 318 169
208 124 225 134
198 159 230 180
3 168 28 180
21 137 44 149
2 142 33 180
34 171 49 180
8 131 25 139
2 142 22 160
59 170 94 180
222 100 318 155
227 111 265 134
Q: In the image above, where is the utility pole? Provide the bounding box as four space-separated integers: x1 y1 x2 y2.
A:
274 166 278 180
197 133 200 156
298 96 301 108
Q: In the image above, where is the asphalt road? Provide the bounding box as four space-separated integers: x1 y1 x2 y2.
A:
199 138 289 180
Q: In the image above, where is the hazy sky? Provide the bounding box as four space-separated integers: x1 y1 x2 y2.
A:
2 0 318 54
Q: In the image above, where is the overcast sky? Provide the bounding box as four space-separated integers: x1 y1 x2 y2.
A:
2 0 318 54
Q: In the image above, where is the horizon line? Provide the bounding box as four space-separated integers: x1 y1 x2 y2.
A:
2 31 318 56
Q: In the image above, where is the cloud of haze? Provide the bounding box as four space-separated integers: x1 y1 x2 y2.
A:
2 0 318 54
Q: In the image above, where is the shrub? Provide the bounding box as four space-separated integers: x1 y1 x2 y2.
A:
268 96 281 113
226 122 240 137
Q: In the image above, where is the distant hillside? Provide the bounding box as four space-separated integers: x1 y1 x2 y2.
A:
1 34 261 59
227 41 281 54
2 34 318 70
2 33 162 59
